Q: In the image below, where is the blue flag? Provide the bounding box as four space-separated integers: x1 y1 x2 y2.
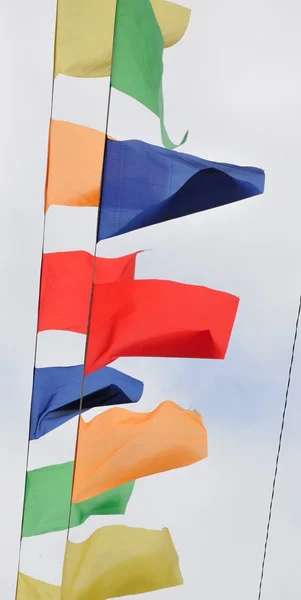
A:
30 365 143 440
98 139 265 240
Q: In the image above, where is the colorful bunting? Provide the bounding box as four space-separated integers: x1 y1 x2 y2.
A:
37 250 238 369
43 120 265 234
54 0 189 148
17 0 265 597
23 462 134 537
54 0 190 78
72 401 207 502
86 279 239 372
30 364 143 440
24 401 207 534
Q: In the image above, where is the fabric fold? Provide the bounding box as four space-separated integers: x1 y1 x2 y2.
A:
44 121 264 231
72 401 207 502
62 525 183 599
22 461 135 537
30 364 143 439
55 0 189 148
54 0 190 76
86 279 239 373
17 573 60 600
98 137 265 239
18 526 183 599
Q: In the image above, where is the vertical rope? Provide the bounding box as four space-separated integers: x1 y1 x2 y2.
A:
14 2 59 597
257 294 301 599
60 0 120 584
62 86 113 545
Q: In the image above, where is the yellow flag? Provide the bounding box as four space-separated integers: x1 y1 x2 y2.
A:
62 525 183 599
152 0 191 48
17 572 60 600
17 526 182 599
54 0 190 78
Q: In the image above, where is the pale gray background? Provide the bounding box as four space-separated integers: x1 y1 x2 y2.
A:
1 0 301 598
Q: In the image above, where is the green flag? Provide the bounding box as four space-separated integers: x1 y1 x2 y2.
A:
111 0 188 149
22 461 135 537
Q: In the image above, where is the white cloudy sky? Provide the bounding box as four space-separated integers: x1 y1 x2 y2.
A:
1 0 301 598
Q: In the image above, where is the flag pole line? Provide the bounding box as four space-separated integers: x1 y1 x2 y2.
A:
14 0 118 588
61 3 120 578
257 293 301 599
13 2 59 597
62 83 113 553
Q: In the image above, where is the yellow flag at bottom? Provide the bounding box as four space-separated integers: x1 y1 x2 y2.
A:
18 525 183 599
17 572 60 599
62 525 183 599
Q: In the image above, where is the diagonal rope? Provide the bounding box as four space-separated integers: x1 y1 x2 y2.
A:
14 3 59 597
257 293 301 600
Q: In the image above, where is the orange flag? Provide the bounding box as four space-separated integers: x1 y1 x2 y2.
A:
72 401 207 503
45 120 107 211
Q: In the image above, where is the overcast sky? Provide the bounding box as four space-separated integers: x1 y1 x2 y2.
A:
1 0 301 598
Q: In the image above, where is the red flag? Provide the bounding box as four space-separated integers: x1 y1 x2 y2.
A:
85 279 239 373
38 251 138 333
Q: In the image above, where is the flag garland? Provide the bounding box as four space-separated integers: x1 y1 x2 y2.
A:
45 120 265 238
17 0 265 597
23 401 207 536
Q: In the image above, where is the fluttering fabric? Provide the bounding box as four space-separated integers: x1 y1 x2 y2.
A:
30 364 143 440
18 526 182 599
98 138 265 239
54 0 190 78
62 525 183 599
37 250 238 369
45 120 106 211
42 119 265 233
72 401 207 502
54 0 188 148
22 462 135 537
38 251 138 333
17 573 60 600
111 0 188 149
18 0 256 596
46 120 264 231
86 279 239 373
